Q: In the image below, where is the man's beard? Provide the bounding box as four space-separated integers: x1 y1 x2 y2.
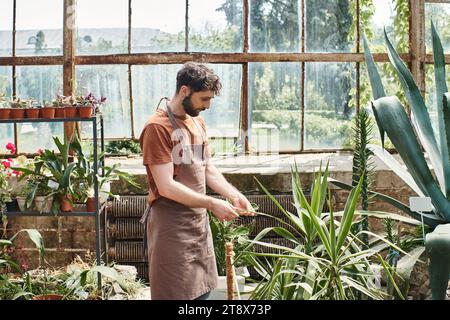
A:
182 94 201 117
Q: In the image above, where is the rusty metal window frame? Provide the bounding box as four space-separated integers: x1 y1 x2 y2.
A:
0 0 439 156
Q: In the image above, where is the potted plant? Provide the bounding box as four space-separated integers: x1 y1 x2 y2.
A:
70 136 138 212
64 95 78 118
12 137 77 214
0 93 11 119
9 97 26 119
208 210 255 299
0 163 12 216
77 93 107 118
24 98 39 119
52 95 66 118
40 100 56 119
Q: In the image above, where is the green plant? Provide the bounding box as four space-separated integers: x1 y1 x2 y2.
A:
12 136 77 214
351 108 376 248
70 136 139 203
208 210 255 276
245 164 406 300
106 140 141 155
363 22 450 227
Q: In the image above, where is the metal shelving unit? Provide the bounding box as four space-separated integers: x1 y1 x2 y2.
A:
1 114 106 288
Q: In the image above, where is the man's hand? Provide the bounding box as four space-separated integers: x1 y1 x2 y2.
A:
209 198 240 222
231 194 256 216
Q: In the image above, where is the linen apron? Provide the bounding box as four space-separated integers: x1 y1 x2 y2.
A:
141 99 218 300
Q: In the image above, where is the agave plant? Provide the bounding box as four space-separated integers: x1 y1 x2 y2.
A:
364 21 450 299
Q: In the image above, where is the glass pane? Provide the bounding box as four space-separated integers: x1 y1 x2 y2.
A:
362 0 409 53
250 0 300 53
189 0 243 52
131 0 185 53
0 0 13 56
76 0 128 55
209 138 239 155
0 66 13 150
425 3 450 54
132 63 241 142
306 0 356 53
249 63 301 152
16 0 63 56
201 64 241 139
76 65 131 138
16 66 64 152
132 64 181 136
304 63 355 149
424 64 450 140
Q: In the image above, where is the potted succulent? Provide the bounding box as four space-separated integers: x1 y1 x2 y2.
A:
41 100 56 119
9 97 26 119
24 98 39 119
0 93 11 119
65 95 78 118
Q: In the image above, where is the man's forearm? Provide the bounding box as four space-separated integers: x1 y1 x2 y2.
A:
205 164 241 200
161 179 215 210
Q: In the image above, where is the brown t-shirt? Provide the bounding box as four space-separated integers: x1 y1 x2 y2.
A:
139 108 211 205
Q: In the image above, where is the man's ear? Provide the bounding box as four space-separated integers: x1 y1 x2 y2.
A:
180 86 191 97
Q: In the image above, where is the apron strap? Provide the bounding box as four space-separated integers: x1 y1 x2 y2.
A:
140 204 152 256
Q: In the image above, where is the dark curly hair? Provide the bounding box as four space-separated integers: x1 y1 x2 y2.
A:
176 62 222 95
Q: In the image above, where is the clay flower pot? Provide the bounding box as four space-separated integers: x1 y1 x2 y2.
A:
0 108 11 119
64 106 78 118
41 107 56 119
86 197 97 212
60 195 73 212
25 108 40 119
10 109 25 119
35 196 54 213
78 106 93 118
55 107 65 118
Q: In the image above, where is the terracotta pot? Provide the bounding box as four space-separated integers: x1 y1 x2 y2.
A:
64 106 78 118
0 108 11 119
32 294 63 300
54 107 65 118
86 197 97 212
41 107 56 119
25 108 40 119
35 196 54 213
60 195 73 212
78 106 93 118
10 109 25 119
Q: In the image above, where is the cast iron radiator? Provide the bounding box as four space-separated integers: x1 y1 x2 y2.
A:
107 194 326 283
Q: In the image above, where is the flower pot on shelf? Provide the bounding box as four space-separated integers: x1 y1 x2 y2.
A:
10 109 25 119
0 108 11 119
25 108 40 119
41 107 56 119
16 196 31 212
78 106 93 118
60 195 73 212
54 107 65 118
64 106 78 118
86 197 97 212
34 196 53 213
